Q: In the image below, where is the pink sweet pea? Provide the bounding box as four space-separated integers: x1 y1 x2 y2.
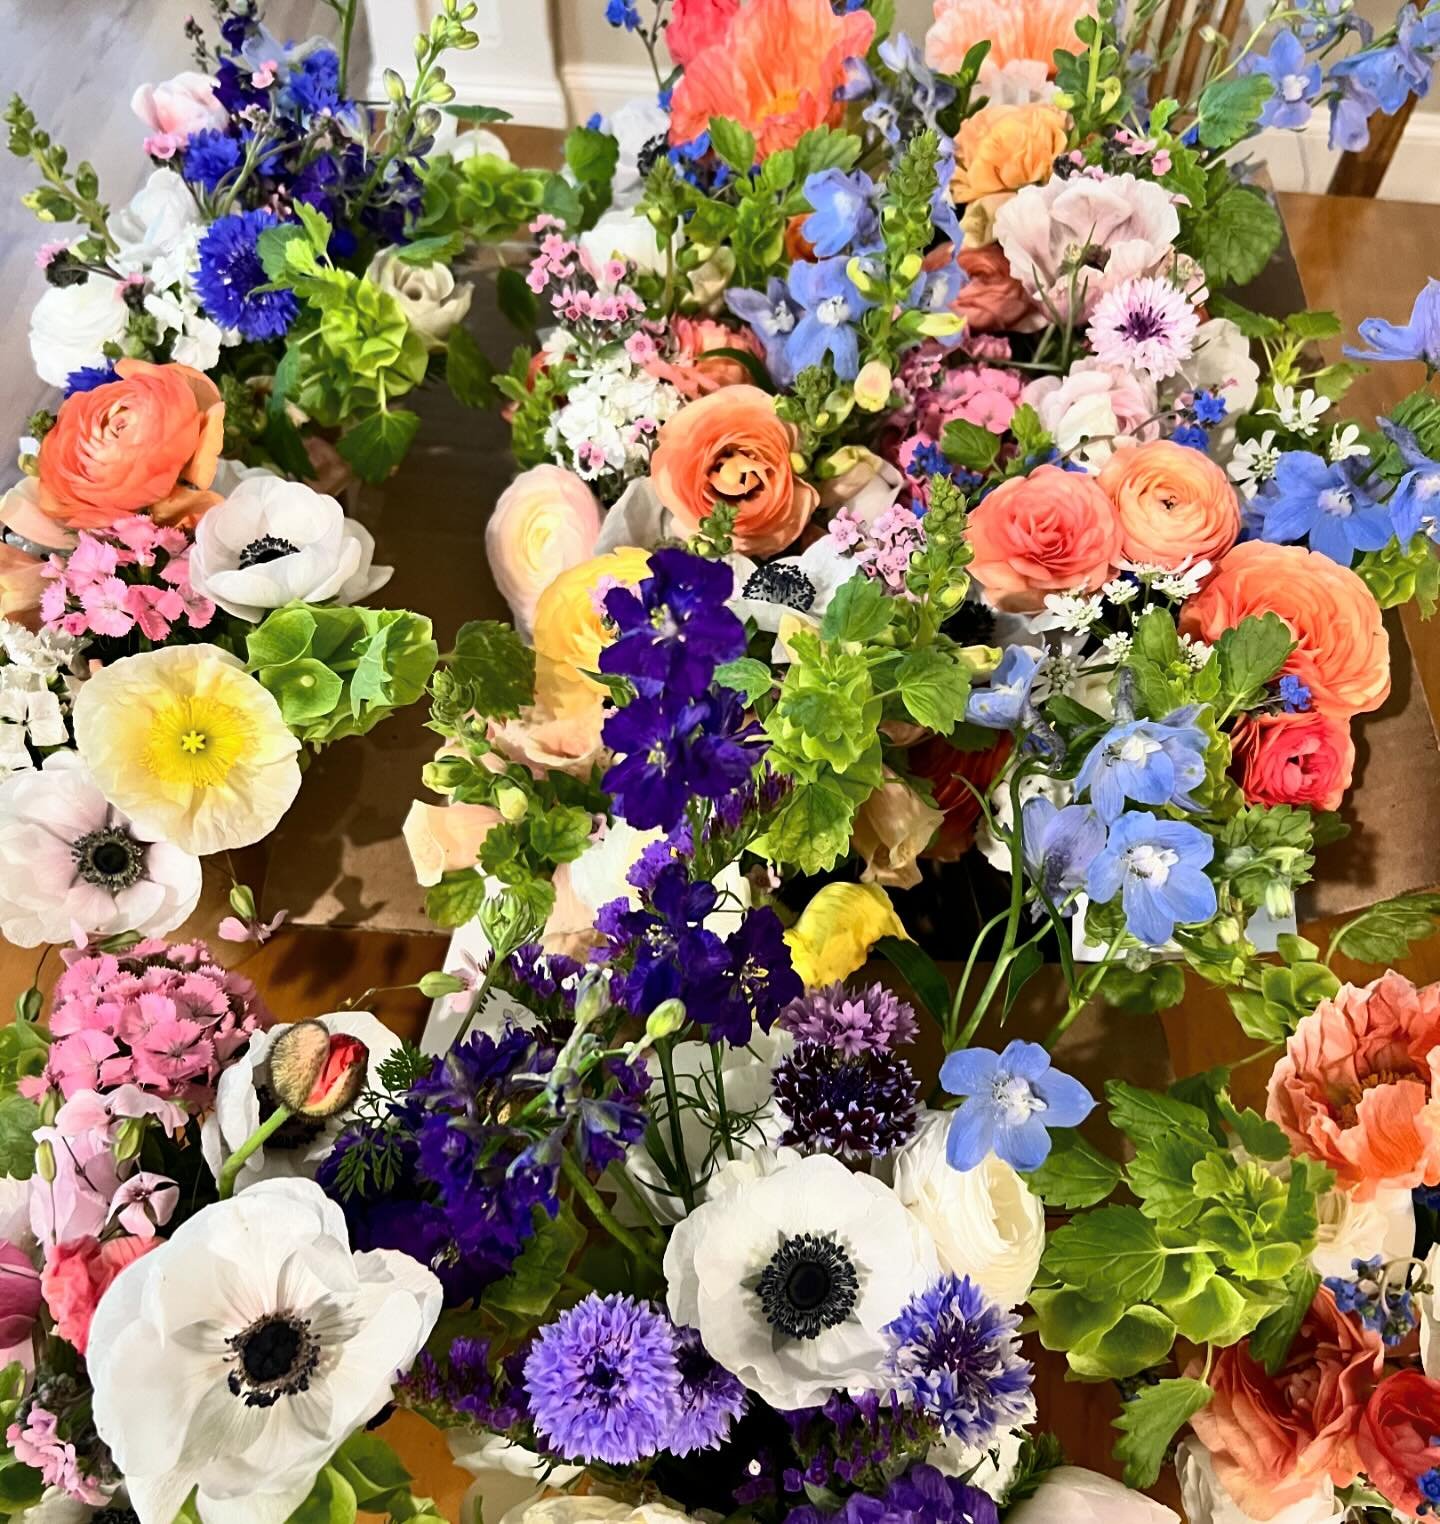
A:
107 1173 179 1238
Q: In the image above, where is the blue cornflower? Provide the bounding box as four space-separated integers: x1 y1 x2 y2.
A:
194 209 299 340
600 548 746 699
1253 451 1392 565
63 364 117 397
1086 809 1218 946
1021 797 1108 905
605 0 643 27
939 1040 1096 1172
884 1275 1034 1448
1347 277 1440 369
524 1293 679 1464
965 645 1044 730
1171 423 1210 451
726 279 801 385
281 44 349 122
1193 389 1228 425
1242 30 1322 129
785 255 875 380
181 129 243 192
1279 674 1313 711
670 1326 746 1456
1074 710 1210 823
801 168 881 258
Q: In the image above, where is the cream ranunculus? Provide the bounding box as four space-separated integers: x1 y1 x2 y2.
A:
366 249 475 349
1005 1466 1179 1524
486 465 603 639
1176 1437 1343 1524
498 1497 698 1524
29 278 130 389
886 1110 1045 1309
72 644 302 856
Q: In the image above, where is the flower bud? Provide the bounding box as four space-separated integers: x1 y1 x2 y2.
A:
495 784 528 823
267 1021 369 1118
573 972 611 1031
960 643 1003 680
853 360 893 414
645 999 687 1042
35 1141 55 1183
1265 882 1295 920
419 970 468 998
1215 916 1243 946
916 312 965 339
898 252 923 282
228 882 257 922
385 66 408 102
113 1117 145 1164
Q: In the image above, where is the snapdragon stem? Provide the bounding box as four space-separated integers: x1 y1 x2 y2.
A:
656 1037 696 1213
217 1107 292 1199
561 1151 661 1274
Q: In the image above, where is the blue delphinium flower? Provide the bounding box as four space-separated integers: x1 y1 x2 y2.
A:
884 1275 1034 1448
720 906 804 1039
1242 30 1322 129
1279 674 1314 711
964 646 1043 731
1253 450 1392 565
194 209 300 339
605 0 643 27
727 279 802 386
1075 709 1210 823
802 168 881 257
939 1040 1096 1172
1193 388 1229 425
670 1326 747 1456
1021 797 1108 905
1347 278 1440 368
181 129 243 192
784 1463 1000 1524
785 256 875 380
63 364 117 398
1086 809 1218 945
524 1293 680 1464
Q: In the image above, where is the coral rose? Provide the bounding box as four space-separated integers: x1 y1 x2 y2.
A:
669 0 875 157
38 359 224 531
42 1235 158 1354
965 464 1122 611
650 386 819 556
1098 440 1241 568
908 732 1014 858
487 465 603 640
1186 1286 1382 1520
953 103 1070 201
646 318 763 400
665 0 740 67
1180 541 1390 717
530 546 653 697
1232 710 1355 813
0 544 46 631
1355 1371 1440 1516
1266 970 1440 1198
927 0 1096 75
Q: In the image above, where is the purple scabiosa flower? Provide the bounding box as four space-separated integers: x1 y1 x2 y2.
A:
1074 708 1209 823
727 278 802 386
1347 277 1440 368
785 256 875 380
965 645 1044 730
1241 30 1322 129
670 1325 748 1455
194 209 299 340
780 982 918 1057
939 1040 1095 1172
181 129 243 192
801 168 881 258
885 1276 1033 1450
1089 275 1200 381
1086 809 1218 946
524 1293 680 1464
773 1043 920 1161
1021 797 1107 905
1253 451 1392 565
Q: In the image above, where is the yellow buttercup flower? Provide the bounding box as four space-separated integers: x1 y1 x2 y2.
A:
73 644 302 856
784 882 910 988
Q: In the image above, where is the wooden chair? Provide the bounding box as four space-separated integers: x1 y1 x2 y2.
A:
1328 94 1419 196
1140 0 1247 105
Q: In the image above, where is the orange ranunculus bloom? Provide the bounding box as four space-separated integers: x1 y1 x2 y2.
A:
1098 439 1241 569
669 0 876 158
952 103 1071 202
38 359 224 531
1180 539 1390 717
650 386 819 557
926 0 1097 75
1356 1371 1440 1517
1232 708 1355 812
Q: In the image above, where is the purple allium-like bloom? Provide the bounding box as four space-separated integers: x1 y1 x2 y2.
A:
1089 275 1200 381
524 1294 680 1464
774 1044 919 1161
885 1276 1033 1450
669 1325 748 1455
194 209 299 340
781 982 919 1056
939 1040 1095 1173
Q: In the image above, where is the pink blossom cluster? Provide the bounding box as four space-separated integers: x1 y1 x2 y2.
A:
525 214 650 349
830 504 926 595
1111 126 1173 177
6 1406 109 1505
25 939 272 1106
41 514 215 644
886 350 1024 503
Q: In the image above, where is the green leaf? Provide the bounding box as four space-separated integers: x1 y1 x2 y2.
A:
1043 1206 1168 1301
1286 309 1343 341
1098 962 1187 1013
0 1094 38 1181
1163 1274 1261 1345
1216 1091 1290 1161
528 804 594 865
751 773 862 874
1187 184 1283 288
1021 1129 1122 1210
1106 1080 1216 1148
449 619 536 718
1031 1285 1124 1351
496 265 539 331
873 935 950 1026
257 223 313 282
391 231 466 266
1196 73 1273 149
565 124 620 187
1216 612 1294 710
821 575 894 643
445 325 496 409
1331 890 1440 965
940 417 1001 472
709 116 758 174
895 647 971 733
425 870 490 929
265 657 345 725
336 410 421 484
1250 1266 1321 1374
1208 294 1284 341
247 604 318 668
444 104 514 123
1127 1132 1213 1221
1068 1304 1177 1380
487 1202 587 1320
715 656 776 704
1113 1378 1213 1489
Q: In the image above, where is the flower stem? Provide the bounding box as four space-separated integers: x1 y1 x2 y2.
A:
561 1151 662 1273
217 1107 292 1199
656 1037 696 1213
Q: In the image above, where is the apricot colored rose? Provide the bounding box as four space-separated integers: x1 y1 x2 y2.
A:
42 1235 159 1354
646 318 764 400
965 463 1122 611
38 359 224 530
402 801 502 888
1180 540 1390 717
1266 970 1440 1198
1186 1286 1382 1520
1355 1371 1440 1516
908 732 1013 859
650 386 819 557
486 464 603 639
1098 439 1241 569
1232 709 1355 813
953 103 1070 202
945 243 1039 333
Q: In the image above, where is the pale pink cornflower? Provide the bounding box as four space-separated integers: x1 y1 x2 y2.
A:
1088 275 1200 380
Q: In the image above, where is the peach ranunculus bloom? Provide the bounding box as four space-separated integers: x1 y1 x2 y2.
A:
1185 1286 1383 1520
0 544 46 631
669 0 875 157
851 774 945 890
486 465 603 640
1098 439 1241 569
402 801 502 888
1180 540 1390 718
41 1235 159 1355
952 103 1070 202
645 318 764 400
1266 970 1440 1198
927 0 1097 75
37 359 225 531
665 0 740 67
0 477 74 551
964 463 1122 612
1232 709 1355 813
650 386 820 556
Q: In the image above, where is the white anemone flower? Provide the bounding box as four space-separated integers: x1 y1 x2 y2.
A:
728 538 862 639
0 751 200 947
664 1150 938 1409
200 1010 402 1192
88 1177 441 1524
190 474 391 622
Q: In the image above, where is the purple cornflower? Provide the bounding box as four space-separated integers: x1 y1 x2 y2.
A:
670 1325 747 1455
785 256 875 380
885 1276 1034 1449
939 1040 1095 1173
774 1043 919 1160
1074 709 1209 823
1253 451 1392 565
1021 798 1107 905
524 1294 680 1464
1086 809 1218 946
194 209 299 340
1347 277 1440 368
1089 276 1200 381
780 982 918 1057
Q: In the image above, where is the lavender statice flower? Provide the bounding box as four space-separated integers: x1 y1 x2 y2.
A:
194 209 299 340
773 1043 920 1161
524 1294 680 1464
780 982 918 1057
670 1325 747 1455
884 1276 1034 1450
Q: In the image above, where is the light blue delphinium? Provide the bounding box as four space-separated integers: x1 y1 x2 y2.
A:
1252 451 1393 565
725 279 801 387
1021 797 1108 905
1244 30 1323 129
939 1040 1096 1172
784 256 875 380
1346 277 1440 369
801 168 881 258
965 646 1043 730
1086 810 1218 946
1074 709 1209 823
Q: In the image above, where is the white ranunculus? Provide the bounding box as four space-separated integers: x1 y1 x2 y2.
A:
1176 1438 1343 1524
1005 1466 1179 1524
200 1010 401 1191
1311 1181 1414 1280
664 1151 938 1409
579 208 668 278
885 1111 1045 1309
367 249 474 349
88 1177 441 1524
448 1429 581 1487
498 1497 698 1524
108 170 203 275
29 278 130 388
0 751 201 948
190 473 391 621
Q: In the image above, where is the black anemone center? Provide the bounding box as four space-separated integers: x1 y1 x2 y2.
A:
754 1232 859 1341
226 1312 320 1407
71 826 146 892
743 563 816 613
239 535 300 568
94 1509 142 1524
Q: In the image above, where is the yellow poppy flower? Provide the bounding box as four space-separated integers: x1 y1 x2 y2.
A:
784 881 910 988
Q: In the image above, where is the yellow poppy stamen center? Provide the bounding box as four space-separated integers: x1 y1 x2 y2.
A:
145 696 251 789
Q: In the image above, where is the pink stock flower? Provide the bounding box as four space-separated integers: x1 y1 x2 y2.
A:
7 1405 110 1505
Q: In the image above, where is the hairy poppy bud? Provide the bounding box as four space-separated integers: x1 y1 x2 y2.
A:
268 1021 369 1118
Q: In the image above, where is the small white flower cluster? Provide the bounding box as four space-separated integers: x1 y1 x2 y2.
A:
1262 383 1331 437
1179 632 1214 668
1228 428 1280 496
546 353 684 486
0 622 81 778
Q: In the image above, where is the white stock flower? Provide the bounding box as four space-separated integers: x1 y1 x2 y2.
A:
1176 1438 1342 1524
29 278 129 388
107 170 203 277
548 360 683 482
88 1177 441 1524
367 249 474 349
190 473 391 621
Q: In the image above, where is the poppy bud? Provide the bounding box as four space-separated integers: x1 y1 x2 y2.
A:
268 1021 369 1118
